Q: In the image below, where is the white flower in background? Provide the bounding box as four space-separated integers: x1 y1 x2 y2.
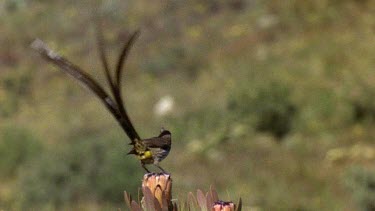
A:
154 95 175 117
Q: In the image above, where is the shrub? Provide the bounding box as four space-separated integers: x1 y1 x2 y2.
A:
228 81 296 139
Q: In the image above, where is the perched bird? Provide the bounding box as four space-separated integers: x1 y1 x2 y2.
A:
31 26 171 173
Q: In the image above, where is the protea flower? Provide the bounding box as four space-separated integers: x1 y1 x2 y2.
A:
125 173 176 210
142 173 173 209
124 174 241 211
187 187 242 211
212 200 237 211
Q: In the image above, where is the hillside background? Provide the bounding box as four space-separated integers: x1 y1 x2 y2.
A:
1 0 375 210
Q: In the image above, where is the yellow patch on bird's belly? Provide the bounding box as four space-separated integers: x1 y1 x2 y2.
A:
138 150 154 164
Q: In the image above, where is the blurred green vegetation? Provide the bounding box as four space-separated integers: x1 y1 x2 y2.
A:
1 0 375 210
16 134 142 210
345 166 375 211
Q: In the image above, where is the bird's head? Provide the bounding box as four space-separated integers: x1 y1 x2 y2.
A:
159 127 171 137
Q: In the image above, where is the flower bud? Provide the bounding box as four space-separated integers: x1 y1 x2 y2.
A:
142 173 172 208
212 200 235 211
